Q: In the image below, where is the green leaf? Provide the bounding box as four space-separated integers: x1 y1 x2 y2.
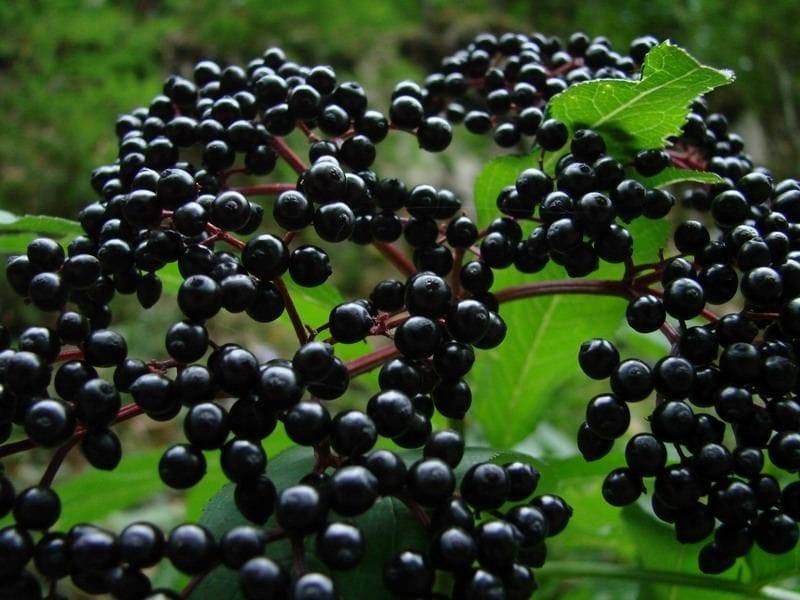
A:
469 276 624 448
620 503 751 600
0 448 166 530
544 41 734 173
633 166 724 189
473 154 536 226
0 232 41 253
745 543 800 588
0 210 83 237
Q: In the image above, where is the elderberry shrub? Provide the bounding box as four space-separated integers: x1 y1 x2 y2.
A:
0 27 796 599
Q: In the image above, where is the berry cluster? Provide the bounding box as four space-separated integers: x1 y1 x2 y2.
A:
1 25 795 598
575 132 800 573
0 36 584 599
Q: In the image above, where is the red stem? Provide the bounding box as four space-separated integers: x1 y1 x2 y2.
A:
56 348 84 363
275 278 309 345
0 403 145 460
373 242 415 277
291 538 306 577
40 437 81 487
204 223 246 251
271 136 307 175
494 279 630 304
297 121 321 142
395 493 432 529
345 344 400 378
180 573 207 599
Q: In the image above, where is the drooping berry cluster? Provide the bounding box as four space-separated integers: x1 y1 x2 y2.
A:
576 166 800 573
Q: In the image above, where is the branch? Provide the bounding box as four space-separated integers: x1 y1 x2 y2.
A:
40 437 80 487
274 278 309 345
373 242 416 277
345 344 400 378
270 136 307 175
494 279 630 304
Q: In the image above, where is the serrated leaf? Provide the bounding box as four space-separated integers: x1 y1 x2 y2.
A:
543 41 733 173
0 210 83 237
469 274 625 448
633 166 724 189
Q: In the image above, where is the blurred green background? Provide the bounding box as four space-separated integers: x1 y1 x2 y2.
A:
2 1 800 598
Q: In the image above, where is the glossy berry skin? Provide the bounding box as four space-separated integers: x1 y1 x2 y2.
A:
167 524 218 574
602 468 643 506
626 294 665 333
330 465 379 517
531 494 572 536
24 399 76 447
475 519 522 571
235 475 277 525
119 521 165 568
663 277 705 320
579 338 619 379
184 402 229 450
83 329 128 367
431 526 477 571
13 486 60 530
329 301 373 343
625 433 667 477
407 458 456 507
178 274 223 321
610 359 653 402
447 299 490 343
424 429 465 468
505 461 541 501
220 438 267 483
289 245 332 287
585 393 630 439
240 557 288 600
276 485 327 536
383 551 434 597
316 522 365 570
220 525 264 569
366 389 414 437
460 462 510 510
394 316 441 359
159 444 206 489
293 572 336 600
242 234 289 281
365 449 407 495
405 272 451 317
0 526 34 580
